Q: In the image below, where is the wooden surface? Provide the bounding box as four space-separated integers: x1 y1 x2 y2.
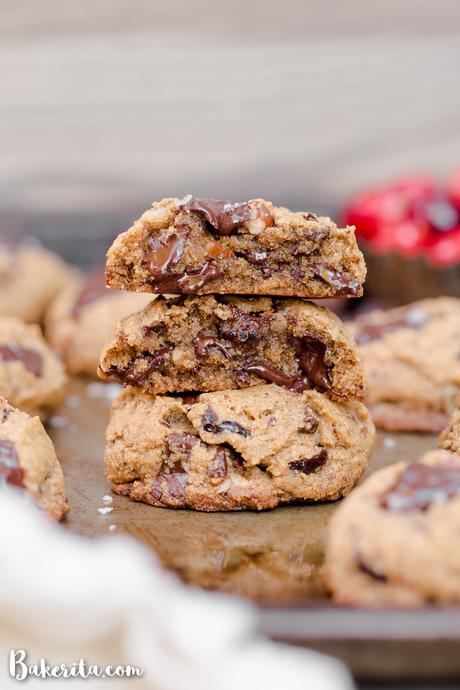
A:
46 377 458 680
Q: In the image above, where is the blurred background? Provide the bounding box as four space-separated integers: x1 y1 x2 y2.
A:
1 0 460 266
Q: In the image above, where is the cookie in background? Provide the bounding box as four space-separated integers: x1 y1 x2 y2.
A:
0 316 67 420
350 297 460 432
0 237 75 323
45 266 152 378
0 396 68 520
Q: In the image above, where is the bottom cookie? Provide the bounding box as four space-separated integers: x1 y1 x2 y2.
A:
0 396 68 520
105 384 375 511
325 448 460 607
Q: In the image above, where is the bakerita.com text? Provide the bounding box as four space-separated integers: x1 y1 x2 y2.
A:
9 649 144 680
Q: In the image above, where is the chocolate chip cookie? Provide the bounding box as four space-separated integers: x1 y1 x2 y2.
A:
351 297 460 432
105 383 375 511
0 237 75 323
46 267 152 377
105 196 366 298
99 295 365 400
0 396 68 520
325 449 460 606
0 316 67 419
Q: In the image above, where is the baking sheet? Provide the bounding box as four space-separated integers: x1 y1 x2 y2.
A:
52 379 457 679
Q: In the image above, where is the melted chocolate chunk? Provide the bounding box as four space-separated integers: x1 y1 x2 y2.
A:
145 233 185 278
355 307 429 345
381 461 460 512
299 407 319 433
181 393 199 405
180 195 251 236
0 344 42 377
202 409 250 437
194 334 233 359
289 449 327 474
291 335 331 392
312 263 360 296
0 439 24 488
150 462 188 503
72 267 109 317
119 348 169 386
148 260 220 293
243 362 310 393
208 449 228 479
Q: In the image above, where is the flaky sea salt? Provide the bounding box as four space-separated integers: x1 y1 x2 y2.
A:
97 507 113 516
86 382 122 403
102 495 113 504
384 436 396 449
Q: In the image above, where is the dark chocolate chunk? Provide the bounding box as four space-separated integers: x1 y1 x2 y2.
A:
167 432 197 455
180 195 251 236
0 439 24 488
148 260 220 293
289 449 327 474
381 461 460 512
355 308 429 345
194 334 233 359
145 233 185 278
243 362 310 393
207 449 228 479
291 335 331 392
0 344 42 377
72 267 110 317
150 461 188 502
235 249 268 265
311 263 360 296
202 409 250 437
303 212 318 221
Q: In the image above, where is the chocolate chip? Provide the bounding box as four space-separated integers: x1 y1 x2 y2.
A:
181 393 199 405
202 409 250 437
145 233 185 278
381 461 460 512
72 267 109 317
219 306 268 347
299 407 319 433
208 449 228 479
1 407 11 423
355 307 429 345
291 335 331 392
0 344 42 377
179 195 251 236
167 433 197 455
243 362 310 393
235 249 268 265
194 334 233 359
148 260 220 293
303 212 318 221
120 348 169 386
311 263 360 296
150 462 188 503
0 439 24 488
289 450 327 474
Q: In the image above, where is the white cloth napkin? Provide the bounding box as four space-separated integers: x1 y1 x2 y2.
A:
0 489 354 690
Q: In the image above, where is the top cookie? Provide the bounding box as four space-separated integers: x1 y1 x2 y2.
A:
105 197 366 298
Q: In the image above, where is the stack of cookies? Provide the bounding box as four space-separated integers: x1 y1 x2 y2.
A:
99 196 375 511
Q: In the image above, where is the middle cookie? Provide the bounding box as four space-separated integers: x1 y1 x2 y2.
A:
98 295 365 400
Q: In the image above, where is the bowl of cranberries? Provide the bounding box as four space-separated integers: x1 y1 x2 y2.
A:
344 172 460 302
